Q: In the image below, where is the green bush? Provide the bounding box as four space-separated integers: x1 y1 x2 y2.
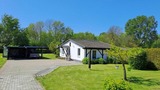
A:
91 59 98 64
98 58 104 64
107 56 116 64
82 57 107 64
82 57 89 64
104 78 132 90
146 48 160 70
129 50 147 70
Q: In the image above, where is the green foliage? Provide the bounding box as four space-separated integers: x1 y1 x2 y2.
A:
73 32 97 40
106 45 131 64
125 15 158 48
152 39 160 48
107 56 116 64
0 14 20 46
13 29 29 46
107 45 144 80
91 59 99 64
82 57 89 64
98 58 105 64
82 57 106 64
0 53 6 68
98 26 122 47
48 41 60 57
25 20 73 46
104 78 132 90
146 48 160 70
129 50 147 70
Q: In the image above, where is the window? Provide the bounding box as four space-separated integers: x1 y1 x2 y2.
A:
92 50 96 59
78 48 80 56
69 43 71 47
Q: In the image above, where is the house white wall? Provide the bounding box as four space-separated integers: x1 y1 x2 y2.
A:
59 48 66 58
60 40 107 61
60 41 85 61
70 42 85 61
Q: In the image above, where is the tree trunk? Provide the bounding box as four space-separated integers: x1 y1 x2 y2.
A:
122 63 127 81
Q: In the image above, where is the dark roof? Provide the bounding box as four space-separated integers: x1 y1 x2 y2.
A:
7 46 48 49
63 39 110 49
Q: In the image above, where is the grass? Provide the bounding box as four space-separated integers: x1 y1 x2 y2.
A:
42 53 56 60
37 64 160 90
0 53 6 68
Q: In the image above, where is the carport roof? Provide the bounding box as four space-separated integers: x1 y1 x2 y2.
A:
7 46 48 49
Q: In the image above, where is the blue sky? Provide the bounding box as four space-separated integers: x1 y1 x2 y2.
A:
0 0 160 35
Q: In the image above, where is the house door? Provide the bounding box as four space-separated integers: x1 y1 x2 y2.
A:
92 50 96 59
66 48 70 56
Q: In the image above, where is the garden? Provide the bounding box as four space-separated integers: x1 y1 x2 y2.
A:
37 48 160 90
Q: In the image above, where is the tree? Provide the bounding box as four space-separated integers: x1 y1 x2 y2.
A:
125 15 158 48
98 32 108 43
120 33 137 48
13 29 29 46
98 26 122 46
152 35 160 48
0 14 20 46
107 45 143 81
46 21 74 53
73 32 96 40
26 24 40 45
48 41 60 57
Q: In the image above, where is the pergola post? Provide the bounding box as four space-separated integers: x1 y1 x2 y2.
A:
41 48 43 58
102 49 104 58
88 49 91 69
85 49 87 57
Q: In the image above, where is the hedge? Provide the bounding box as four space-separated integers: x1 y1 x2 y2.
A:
146 48 160 70
82 57 107 64
129 50 147 70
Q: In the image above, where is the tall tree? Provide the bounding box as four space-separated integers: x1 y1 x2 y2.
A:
13 29 29 46
120 33 137 47
98 26 122 46
26 24 40 45
125 15 158 48
107 45 144 81
73 32 96 40
48 21 74 53
152 35 160 48
0 14 20 46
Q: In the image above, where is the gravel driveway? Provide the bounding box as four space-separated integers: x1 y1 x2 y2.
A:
0 59 81 90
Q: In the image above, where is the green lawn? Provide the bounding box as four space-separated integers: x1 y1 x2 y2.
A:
42 53 56 60
37 64 160 90
0 53 6 68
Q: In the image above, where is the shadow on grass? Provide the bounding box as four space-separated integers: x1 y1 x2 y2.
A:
128 76 160 86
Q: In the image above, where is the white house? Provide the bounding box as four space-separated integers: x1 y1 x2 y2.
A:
59 39 110 61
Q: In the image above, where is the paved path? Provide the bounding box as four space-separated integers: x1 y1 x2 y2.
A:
0 59 81 90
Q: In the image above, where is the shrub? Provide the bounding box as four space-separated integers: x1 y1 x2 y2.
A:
82 57 89 64
83 57 107 64
91 59 99 64
104 78 132 90
146 48 160 70
129 50 147 70
98 58 104 64
107 56 116 64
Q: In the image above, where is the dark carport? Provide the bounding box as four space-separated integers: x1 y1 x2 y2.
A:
3 46 49 60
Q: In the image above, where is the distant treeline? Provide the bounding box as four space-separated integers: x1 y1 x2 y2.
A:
0 14 160 52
